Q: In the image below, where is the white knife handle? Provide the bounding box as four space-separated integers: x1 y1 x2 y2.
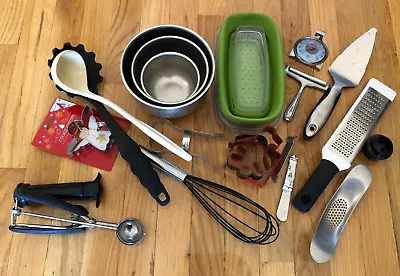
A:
304 84 342 139
277 155 298 221
277 190 291 222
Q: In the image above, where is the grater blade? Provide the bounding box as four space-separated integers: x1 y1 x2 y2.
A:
322 79 396 171
310 165 372 263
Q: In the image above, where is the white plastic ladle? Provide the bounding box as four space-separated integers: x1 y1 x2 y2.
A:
50 50 192 161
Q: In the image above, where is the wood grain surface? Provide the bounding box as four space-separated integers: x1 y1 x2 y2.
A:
0 0 399 275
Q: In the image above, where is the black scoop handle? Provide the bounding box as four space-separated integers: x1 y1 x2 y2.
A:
293 159 339 212
89 100 170 206
14 189 89 216
9 225 86 235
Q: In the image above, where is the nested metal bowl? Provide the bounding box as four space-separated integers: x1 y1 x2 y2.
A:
121 25 215 118
131 35 209 105
140 52 200 104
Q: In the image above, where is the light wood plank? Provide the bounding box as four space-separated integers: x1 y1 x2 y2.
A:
151 1 198 275
261 262 295 276
0 0 56 168
381 0 400 263
281 0 331 275
309 1 367 274
0 45 18 127
42 161 96 276
199 0 253 16
0 0 27 44
189 15 226 276
103 84 158 276
7 147 62 276
0 169 25 276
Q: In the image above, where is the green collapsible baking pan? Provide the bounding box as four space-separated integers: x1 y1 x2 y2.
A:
216 13 285 126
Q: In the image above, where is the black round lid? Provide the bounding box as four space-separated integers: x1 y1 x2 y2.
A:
363 134 393 161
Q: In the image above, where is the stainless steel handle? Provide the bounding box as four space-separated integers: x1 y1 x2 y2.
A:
284 84 306 121
304 84 342 138
140 147 188 182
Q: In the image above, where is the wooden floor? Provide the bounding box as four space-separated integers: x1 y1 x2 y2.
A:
0 0 400 275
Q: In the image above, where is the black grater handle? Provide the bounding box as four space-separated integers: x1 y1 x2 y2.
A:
293 159 339 212
304 85 342 139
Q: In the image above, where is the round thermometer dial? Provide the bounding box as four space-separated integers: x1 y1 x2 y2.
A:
294 37 328 65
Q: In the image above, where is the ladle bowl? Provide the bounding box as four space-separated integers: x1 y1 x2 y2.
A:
50 50 192 161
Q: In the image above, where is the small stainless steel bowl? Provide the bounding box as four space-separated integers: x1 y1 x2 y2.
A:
131 35 209 103
140 52 200 104
121 25 215 118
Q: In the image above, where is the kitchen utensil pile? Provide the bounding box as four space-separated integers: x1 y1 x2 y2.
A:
9 11 397 265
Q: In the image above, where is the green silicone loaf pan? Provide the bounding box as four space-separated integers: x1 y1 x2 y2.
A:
216 13 285 126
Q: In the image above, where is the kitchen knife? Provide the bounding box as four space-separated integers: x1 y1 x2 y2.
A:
304 28 377 139
294 78 396 212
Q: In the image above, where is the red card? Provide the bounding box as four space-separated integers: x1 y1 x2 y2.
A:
32 99 130 171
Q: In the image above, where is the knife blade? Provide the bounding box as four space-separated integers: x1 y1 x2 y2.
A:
304 28 377 139
271 136 295 183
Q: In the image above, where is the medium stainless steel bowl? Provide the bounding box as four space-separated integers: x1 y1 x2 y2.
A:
131 35 209 102
141 52 200 104
121 25 215 118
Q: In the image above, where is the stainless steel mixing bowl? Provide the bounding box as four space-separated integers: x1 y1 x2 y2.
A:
121 25 215 118
131 35 209 104
140 52 200 104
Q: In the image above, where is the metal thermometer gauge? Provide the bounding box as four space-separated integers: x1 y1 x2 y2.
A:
290 29 328 70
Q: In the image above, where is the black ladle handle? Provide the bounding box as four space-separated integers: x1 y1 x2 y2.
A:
89 100 170 206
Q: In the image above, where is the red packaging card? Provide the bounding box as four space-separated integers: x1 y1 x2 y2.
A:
32 99 130 171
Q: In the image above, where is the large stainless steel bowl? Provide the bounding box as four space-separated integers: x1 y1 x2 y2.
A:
121 25 215 118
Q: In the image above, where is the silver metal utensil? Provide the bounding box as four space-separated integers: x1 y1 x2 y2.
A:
10 203 145 245
304 28 377 139
294 78 396 212
139 146 279 244
284 65 329 121
271 136 295 183
310 165 372 263
276 155 298 222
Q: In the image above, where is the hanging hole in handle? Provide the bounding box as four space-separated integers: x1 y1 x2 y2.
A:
158 193 167 201
156 191 170 206
309 124 317 133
